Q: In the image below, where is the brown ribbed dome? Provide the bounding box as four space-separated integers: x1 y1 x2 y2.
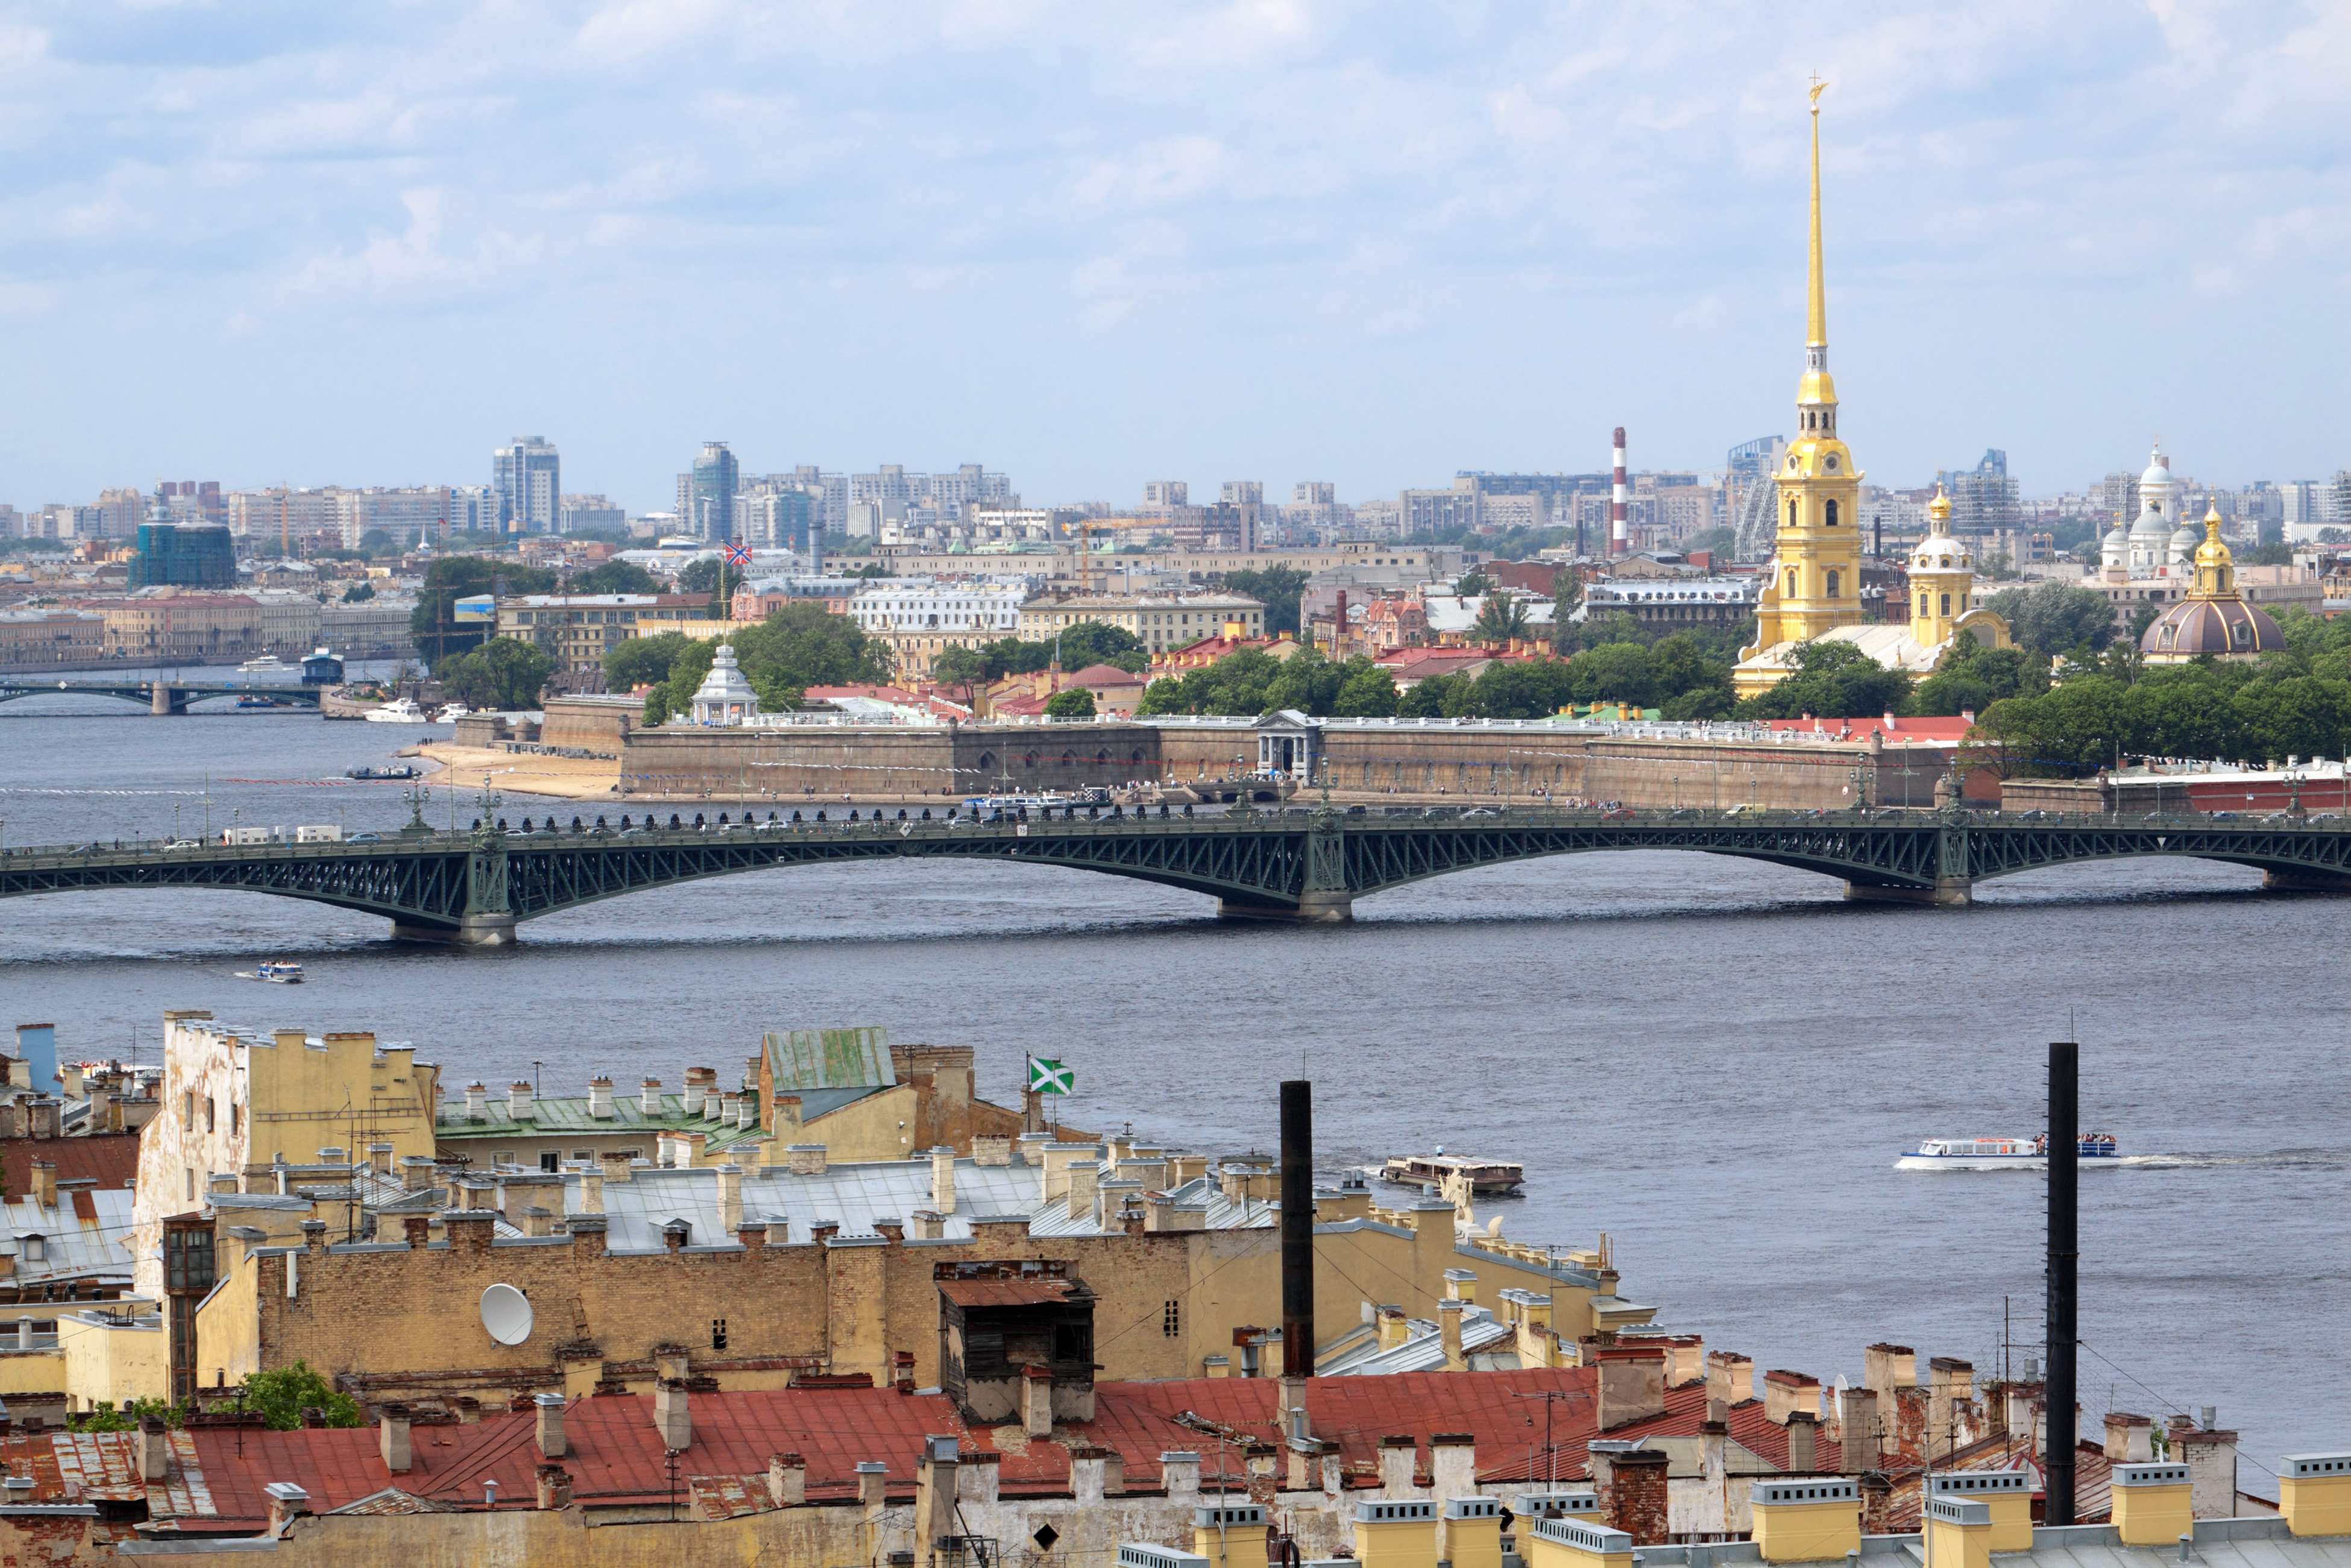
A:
2141 597 2283 660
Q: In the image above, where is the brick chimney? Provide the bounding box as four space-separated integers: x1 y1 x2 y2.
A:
2104 1412 2153 1463
398 1156 437 1192
1606 1448 1669 1544
654 1379 691 1451
1705 1350 1753 1408
535 1464 573 1510
137 1417 170 1481
264 1483 309 1538
1787 1411 1819 1473
930 1147 957 1214
508 1081 533 1120
1021 1365 1054 1438
464 1082 486 1118
683 1068 714 1117
28 1162 55 1211
640 1078 662 1116
1596 1347 1667 1430
1842 1387 1880 1473
714 1165 743 1234
599 1150 633 1185
378 1403 412 1473
587 1077 614 1119
1764 1369 1821 1425
767 1453 806 1507
535 1393 566 1459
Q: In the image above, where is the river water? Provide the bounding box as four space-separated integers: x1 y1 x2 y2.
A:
1 691 2341 1491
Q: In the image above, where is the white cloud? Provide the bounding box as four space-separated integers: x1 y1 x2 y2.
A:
1074 136 1227 207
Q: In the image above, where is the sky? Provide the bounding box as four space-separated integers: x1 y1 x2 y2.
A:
0 1 2345 513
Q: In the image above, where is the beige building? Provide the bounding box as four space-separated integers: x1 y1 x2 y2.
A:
0 608 105 670
63 592 262 664
495 593 711 675
250 588 323 654
1016 592 1264 655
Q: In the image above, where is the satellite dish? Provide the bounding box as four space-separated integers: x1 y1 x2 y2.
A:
480 1283 533 1346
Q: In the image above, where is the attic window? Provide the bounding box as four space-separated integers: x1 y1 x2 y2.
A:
22 1235 43 1262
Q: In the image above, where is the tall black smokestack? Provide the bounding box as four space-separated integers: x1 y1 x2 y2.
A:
2045 1042 2079 1525
1280 1080 1314 1383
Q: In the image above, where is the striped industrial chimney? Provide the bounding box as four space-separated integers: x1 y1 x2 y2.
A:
1610 427 1629 556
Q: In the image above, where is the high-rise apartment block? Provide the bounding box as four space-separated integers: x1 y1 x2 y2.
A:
493 436 561 532
128 518 236 590
1937 449 2021 532
559 494 628 532
1220 481 1264 506
685 441 741 540
1142 482 1188 507
1293 482 1335 505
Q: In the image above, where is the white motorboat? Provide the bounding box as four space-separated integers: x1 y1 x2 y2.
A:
1896 1132 2120 1171
437 703 472 722
363 698 430 724
234 962 305 984
239 654 288 673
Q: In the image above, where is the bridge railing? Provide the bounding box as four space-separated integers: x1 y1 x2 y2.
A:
9 804 2351 866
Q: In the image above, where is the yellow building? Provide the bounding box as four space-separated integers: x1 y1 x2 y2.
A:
1734 90 2009 695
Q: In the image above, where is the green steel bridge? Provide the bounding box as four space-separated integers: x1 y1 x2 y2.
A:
5 802 2348 943
0 678 322 713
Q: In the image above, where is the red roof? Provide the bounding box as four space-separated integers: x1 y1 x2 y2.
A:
1764 717 1973 743
1071 664 1145 688
0 1134 140 1198
157 1370 1845 1522
937 1279 1074 1308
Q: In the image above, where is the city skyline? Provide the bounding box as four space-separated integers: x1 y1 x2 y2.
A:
0 4 2343 507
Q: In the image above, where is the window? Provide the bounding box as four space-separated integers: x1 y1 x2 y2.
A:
1786 570 1798 597
1918 594 1929 616
494 1150 514 1167
181 1092 194 1130
183 1170 194 1201
712 1318 728 1350
1824 500 1839 527
1826 571 1841 599
1940 593 1951 617
1787 500 1798 528
571 1148 595 1161
230 1103 241 1135
1163 1300 1181 1337
540 1151 560 1173
1053 1323 1092 1364
22 1235 43 1262
204 1098 215 1134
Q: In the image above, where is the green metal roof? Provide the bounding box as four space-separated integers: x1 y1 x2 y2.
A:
763 1028 894 1092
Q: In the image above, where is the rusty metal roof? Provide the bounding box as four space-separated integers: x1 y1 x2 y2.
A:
937 1279 1074 1308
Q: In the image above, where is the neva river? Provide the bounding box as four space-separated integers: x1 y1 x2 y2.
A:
2 693 2343 1488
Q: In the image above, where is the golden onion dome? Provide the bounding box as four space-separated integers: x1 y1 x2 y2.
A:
2194 506 2231 570
1927 485 1953 527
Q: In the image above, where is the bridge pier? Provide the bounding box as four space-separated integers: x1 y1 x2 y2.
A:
391 913 519 946
2262 868 2351 893
1844 878 1974 909
151 682 172 716
1217 890 1355 924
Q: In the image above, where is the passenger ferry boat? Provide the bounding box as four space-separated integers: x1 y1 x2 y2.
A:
1896 1132 2120 1171
1380 1152 1526 1196
234 962 305 984
239 654 288 673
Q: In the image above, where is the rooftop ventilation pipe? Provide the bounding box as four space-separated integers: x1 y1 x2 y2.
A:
2045 1041 2079 1526
1280 1080 1314 1425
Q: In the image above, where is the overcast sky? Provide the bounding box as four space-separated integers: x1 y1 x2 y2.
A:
0 1 2344 512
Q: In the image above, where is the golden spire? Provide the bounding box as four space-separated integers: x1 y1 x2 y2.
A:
1807 78 1828 351
1928 483 1952 531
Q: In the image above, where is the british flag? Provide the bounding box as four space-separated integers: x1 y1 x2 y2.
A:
722 541 753 567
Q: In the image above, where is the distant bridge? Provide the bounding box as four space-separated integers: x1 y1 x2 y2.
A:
4 804 2347 944
0 678 322 714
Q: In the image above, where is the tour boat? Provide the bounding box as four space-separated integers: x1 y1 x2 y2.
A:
234 962 305 984
345 764 420 781
437 703 472 722
961 792 1074 812
363 698 430 724
1380 1152 1526 1196
239 655 288 673
1896 1132 2120 1171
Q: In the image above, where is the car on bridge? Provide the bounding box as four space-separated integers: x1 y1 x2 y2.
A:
163 839 200 850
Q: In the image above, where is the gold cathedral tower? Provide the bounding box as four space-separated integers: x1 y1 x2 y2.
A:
1734 84 1869 694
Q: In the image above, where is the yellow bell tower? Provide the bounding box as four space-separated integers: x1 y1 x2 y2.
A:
1740 83 1867 670
1908 486 1977 647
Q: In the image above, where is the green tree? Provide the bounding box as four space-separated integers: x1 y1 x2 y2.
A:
433 638 553 710
846 562 896 580
1455 571 1496 599
1550 570 1584 652
410 557 556 662
1679 527 1737 559
1472 656 1576 718
1567 641 1658 708
675 558 728 612
643 603 893 722
71 1397 184 1434
1332 661 1399 717
2245 540 2295 567
241 1361 363 1431
1737 640 1913 722
603 631 693 692
341 580 375 603
568 561 661 597
930 645 990 686
1138 649 1286 716
357 528 395 556
1397 672 1478 719
1471 595 1532 644
1044 687 1097 719
1982 581 2120 656
1219 565 1309 635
